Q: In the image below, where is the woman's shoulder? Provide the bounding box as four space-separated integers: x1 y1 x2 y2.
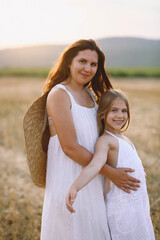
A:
48 84 68 98
47 85 71 108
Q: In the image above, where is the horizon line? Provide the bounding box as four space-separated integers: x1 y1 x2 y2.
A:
0 35 160 51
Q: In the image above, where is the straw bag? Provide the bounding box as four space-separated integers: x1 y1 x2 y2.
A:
23 92 50 188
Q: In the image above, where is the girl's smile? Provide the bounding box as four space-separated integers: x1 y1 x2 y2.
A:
104 98 128 133
113 119 125 125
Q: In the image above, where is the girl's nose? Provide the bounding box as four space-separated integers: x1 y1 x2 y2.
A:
117 111 123 118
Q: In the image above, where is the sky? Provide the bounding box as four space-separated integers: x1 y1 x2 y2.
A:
0 0 160 49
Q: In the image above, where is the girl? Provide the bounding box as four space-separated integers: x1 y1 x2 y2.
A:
41 39 140 240
66 89 155 240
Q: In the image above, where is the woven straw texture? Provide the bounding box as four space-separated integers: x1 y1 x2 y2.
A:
23 93 50 188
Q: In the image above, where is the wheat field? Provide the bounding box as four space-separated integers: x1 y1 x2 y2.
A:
0 77 160 240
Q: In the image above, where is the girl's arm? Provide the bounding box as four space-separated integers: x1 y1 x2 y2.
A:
47 89 140 193
65 137 109 213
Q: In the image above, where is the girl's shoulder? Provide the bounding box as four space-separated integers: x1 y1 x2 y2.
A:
100 133 119 150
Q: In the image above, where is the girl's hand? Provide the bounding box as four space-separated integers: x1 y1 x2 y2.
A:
110 168 141 193
65 186 77 214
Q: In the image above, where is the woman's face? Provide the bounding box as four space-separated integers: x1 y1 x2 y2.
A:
69 49 98 86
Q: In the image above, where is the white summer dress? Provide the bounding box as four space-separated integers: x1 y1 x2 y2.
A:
105 131 155 240
41 84 111 240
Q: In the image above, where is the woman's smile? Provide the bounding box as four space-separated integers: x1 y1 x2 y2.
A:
80 72 90 78
69 49 98 86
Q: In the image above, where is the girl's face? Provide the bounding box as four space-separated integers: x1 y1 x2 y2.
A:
104 98 128 133
69 49 98 86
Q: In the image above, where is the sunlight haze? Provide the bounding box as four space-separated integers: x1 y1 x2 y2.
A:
0 0 160 49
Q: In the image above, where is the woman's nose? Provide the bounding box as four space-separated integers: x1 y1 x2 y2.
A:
84 64 91 72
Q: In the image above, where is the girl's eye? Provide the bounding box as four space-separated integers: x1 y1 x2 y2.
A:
122 110 127 113
111 109 117 112
79 59 86 64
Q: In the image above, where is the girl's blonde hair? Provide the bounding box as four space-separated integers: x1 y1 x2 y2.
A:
97 89 130 135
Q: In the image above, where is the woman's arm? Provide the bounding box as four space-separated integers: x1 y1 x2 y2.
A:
47 88 140 193
47 88 94 165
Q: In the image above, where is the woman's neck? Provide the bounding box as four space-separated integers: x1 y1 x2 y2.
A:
61 78 85 92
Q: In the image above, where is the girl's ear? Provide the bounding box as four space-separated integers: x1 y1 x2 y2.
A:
100 114 105 120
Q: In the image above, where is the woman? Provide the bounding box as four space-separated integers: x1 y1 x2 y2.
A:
41 39 140 240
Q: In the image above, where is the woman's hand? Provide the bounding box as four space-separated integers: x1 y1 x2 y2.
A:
65 186 77 214
110 168 141 193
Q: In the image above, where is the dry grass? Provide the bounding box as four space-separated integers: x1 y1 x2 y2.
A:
0 77 160 240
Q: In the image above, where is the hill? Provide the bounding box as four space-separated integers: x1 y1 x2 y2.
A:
98 37 160 67
0 37 160 68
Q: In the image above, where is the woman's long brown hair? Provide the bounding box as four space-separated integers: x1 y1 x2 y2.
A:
43 39 112 102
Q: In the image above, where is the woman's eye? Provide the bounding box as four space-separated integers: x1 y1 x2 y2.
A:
91 63 97 67
111 109 116 112
122 110 127 113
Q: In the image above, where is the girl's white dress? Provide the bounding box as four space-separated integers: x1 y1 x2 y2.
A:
105 131 155 240
41 84 111 240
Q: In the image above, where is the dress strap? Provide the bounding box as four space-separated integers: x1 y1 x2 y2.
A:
105 130 135 150
54 84 96 109
86 88 96 104
104 130 119 140
53 84 76 106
